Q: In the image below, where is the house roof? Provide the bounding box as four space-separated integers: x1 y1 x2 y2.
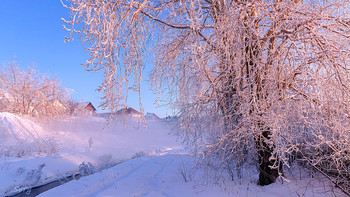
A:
145 112 161 120
76 102 96 111
52 99 66 108
86 102 96 111
115 107 141 115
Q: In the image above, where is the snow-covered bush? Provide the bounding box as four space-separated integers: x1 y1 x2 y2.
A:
79 162 96 176
79 154 116 177
131 151 147 159
131 149 162 159
24 163 46 187
3 164 47 195
269 97 350 194
0 138 59 158
96 154 113 171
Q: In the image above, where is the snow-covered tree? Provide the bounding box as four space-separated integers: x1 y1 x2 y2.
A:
0 63 70 117
63 0 350 191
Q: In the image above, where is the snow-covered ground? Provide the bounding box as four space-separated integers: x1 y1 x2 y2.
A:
0 112 47 145
0 113 181 196
38 149 344 197
0 112 346 196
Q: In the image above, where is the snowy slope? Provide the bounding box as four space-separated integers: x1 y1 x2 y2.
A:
0 112 46 145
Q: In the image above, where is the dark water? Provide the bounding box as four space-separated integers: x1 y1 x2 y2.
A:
7 174 81 197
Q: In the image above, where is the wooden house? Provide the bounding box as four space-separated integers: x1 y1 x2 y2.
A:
73 102 97 115
115 107 142 120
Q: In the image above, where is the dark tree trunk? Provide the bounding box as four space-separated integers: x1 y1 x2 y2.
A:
245 26 280 186
256 125 280 186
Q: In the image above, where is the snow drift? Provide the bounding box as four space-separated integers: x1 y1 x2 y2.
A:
0 112 46 145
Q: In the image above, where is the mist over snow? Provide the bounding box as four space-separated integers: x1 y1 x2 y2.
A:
0 112 345 196
0 113 181 196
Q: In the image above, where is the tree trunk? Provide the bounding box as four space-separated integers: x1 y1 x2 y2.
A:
215 1 280 185
256 124 280 186
245 26 280 186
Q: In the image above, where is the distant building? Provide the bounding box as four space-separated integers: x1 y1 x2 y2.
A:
43 99 67 116
115 107 142 120
85 102 96 112
73 102 97 115
145 112 161 121
52 99 66 110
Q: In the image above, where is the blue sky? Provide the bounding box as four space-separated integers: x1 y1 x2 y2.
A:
0 0 170 117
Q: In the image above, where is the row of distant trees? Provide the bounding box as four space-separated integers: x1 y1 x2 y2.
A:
0 63 91 118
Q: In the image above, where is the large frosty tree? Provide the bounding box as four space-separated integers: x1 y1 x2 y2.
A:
63 0 350 189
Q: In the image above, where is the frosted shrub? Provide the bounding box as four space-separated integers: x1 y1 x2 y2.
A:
79 154 116 177
79 162 96 176
0 137 59 157
24 163 46 186
96 154 113 171
131 151 147 159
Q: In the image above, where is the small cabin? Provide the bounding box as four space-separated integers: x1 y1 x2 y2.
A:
85 102 96 112
115 107 142 120
73 102 97 115
145 112 161 121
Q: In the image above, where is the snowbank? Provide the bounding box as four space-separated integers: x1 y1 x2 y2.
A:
0 112 46 145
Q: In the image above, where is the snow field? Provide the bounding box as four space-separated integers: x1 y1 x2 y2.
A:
0 112 346 197
0 112 47 145
39 149 344 197
0 113 181 195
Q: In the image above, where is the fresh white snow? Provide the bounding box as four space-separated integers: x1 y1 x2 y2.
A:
0 112 46 145
0 113 181 195
0 112 346 197
38 149 344 197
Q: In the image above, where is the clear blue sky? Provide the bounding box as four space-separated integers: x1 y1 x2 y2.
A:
0 0 170 117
